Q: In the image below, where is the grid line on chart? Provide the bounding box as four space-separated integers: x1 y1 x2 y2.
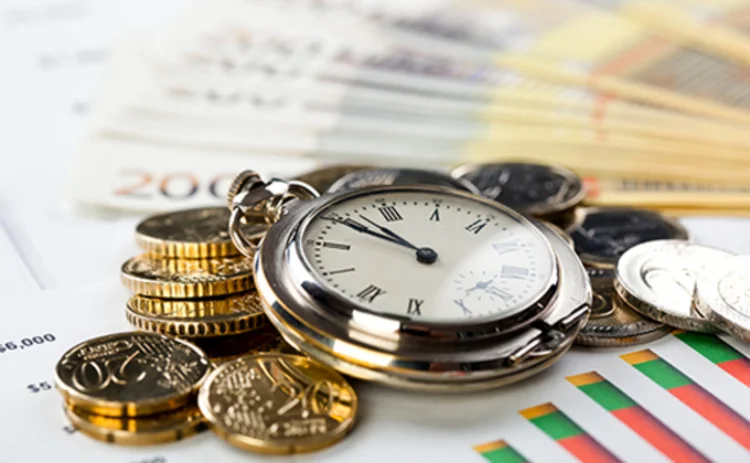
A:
0 202 55 290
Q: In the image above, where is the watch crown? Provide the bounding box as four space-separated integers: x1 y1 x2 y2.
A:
227 170 263 210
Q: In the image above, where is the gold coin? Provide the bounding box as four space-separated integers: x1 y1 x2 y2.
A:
64 404 207 445
126 292 268 338
135 207 267 259
55 332 212 417
121 254 253 298
202 329 299 365
199 354 357 454
576 267 670 347
294 165 372 193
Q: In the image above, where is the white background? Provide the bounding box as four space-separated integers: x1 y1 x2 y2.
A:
1 1 749 462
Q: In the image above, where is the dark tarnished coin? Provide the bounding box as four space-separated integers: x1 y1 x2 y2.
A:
199 328 298 365
135 207 267 259
55 332 212 417
451 162 585 216
327 168 479 194
199 354 357 454
294 165 372 194
576 267 670 347
126 291 268 338
120 254 253 298
569 207 688 268
64 404 207 445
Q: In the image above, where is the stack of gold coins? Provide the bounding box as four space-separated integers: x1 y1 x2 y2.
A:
54 331 213 445
121 207 289 360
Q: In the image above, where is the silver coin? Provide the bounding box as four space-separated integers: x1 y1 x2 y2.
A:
327 168 479 194
451 162 585 216
576 267 670 347
694 256 750 341
614 240 733 332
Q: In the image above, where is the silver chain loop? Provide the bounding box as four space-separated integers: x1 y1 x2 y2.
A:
227 173 319 257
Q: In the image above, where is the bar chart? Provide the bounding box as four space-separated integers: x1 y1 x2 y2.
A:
474 334 749 462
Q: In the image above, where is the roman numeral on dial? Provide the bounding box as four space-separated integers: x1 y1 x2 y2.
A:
429 208 440 221
465 219 487 234
378 206 402 222
487 286 513 301
454 299 472 316
322 242 350 250
407 298 423 315
492 241 519 255
356 284 386 302
501 265 529 279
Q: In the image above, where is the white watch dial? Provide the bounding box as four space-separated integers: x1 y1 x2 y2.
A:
300 189 556 323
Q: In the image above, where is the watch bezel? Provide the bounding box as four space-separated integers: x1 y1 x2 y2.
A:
254 214 591 390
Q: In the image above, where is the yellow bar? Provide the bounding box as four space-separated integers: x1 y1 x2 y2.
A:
519 402 558 419
473 439 508 453
621 350 659 365
566 372 604 387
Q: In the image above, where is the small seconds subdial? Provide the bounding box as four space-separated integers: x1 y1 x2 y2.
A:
300 190 555 323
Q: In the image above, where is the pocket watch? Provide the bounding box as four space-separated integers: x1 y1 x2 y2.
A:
227 171 591 392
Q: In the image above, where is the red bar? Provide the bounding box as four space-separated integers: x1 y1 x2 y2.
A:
720 359 750 388
671 384 750 450
558 434 621 463
613 406 709 463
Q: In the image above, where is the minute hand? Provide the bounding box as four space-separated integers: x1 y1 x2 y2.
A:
358 215 418 250
320 216 411 248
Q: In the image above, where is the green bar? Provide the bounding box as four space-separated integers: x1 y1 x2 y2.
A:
634 359 693 390
481 446 528 463
675 332 743 364
530 411 584 440
578 380 637 411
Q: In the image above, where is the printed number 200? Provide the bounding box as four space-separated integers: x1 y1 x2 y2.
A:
114 170 234 200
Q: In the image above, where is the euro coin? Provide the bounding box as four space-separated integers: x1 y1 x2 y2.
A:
55 332 212 417
120 254 253 298
63 404 207 445
576 267 670 346
126 291 268 338
294 165 372 193
615 240 733 332
327 168 479 194
452 162 585 216
199 354 357 454
694 256 750 341
197 328 298 365
136 207 265 259
569 207 688 268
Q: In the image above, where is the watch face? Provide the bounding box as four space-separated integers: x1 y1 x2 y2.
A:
298 188 556 324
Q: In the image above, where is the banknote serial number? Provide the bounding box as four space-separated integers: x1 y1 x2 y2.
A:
0 333 56 354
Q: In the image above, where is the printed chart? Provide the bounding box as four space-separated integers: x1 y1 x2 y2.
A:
474 334 750 462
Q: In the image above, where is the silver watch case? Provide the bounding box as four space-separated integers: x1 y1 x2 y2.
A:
252 186 591 391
